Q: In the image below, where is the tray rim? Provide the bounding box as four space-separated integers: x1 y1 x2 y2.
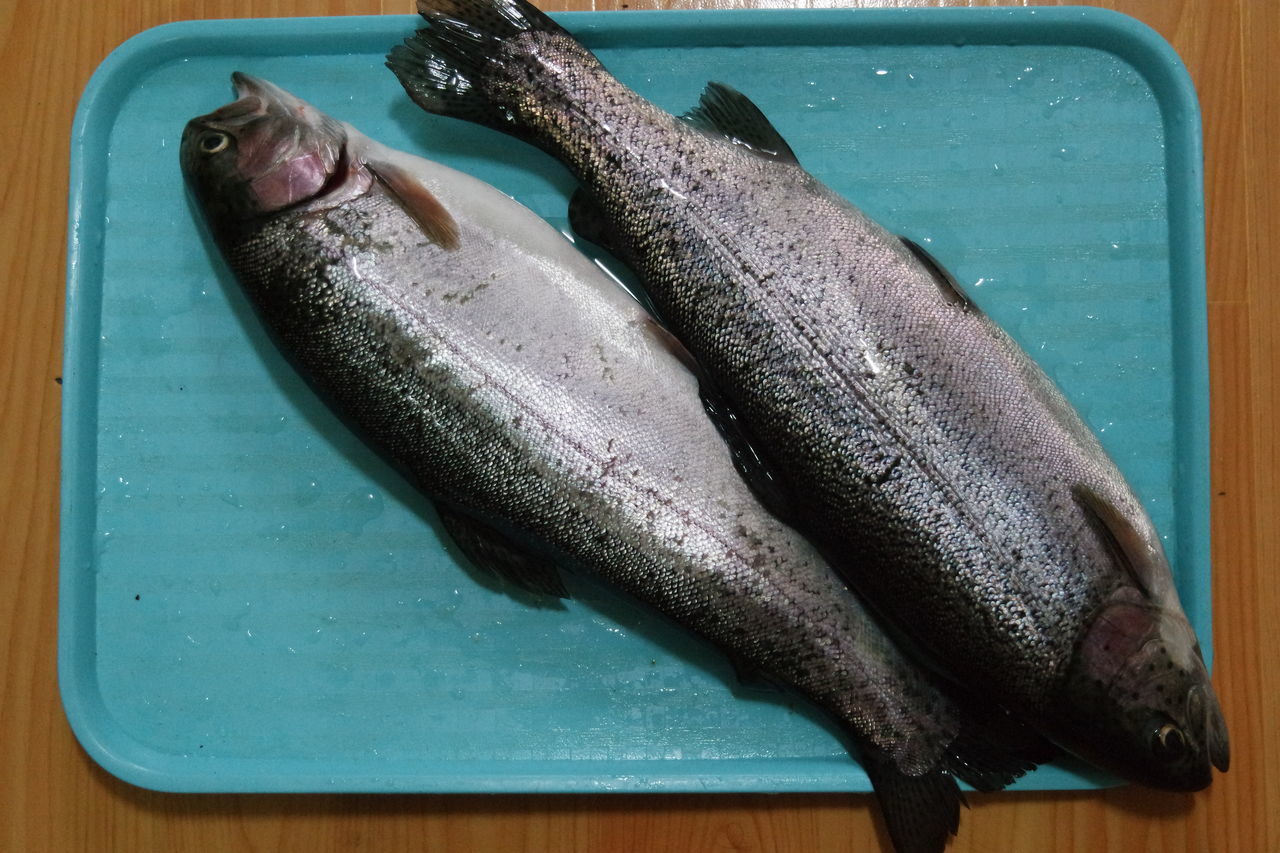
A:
60 5 1208 794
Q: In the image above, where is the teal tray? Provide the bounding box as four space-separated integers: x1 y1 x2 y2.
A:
61 7 1209 793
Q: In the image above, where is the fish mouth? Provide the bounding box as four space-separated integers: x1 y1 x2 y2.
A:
181 73 358 230
214 72 328 133
185 73 297 132
204 73 351 213
1190 683 1231 773
231 72 303 113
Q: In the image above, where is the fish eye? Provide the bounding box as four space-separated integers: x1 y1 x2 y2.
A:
199 131 230 154
1151 722 1187 762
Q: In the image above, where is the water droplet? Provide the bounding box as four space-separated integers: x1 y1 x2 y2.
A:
223 605 249 632
1044 96 1070 118
296 479 321 507
260 414 289 435
339 489 384 534
95 529 115 558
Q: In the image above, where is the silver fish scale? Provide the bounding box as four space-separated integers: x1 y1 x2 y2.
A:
222 183 963 775
494 31 1139 712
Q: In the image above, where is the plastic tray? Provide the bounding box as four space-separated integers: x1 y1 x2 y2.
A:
61 7 1209 793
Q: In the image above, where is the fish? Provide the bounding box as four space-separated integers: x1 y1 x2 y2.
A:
386 0 1229 792
181 74 1048 853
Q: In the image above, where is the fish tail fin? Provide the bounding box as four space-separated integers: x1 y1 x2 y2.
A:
387 0 591 136
863 757 963 853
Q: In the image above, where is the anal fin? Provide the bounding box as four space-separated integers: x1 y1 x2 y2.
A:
725 652 776 691
437 506 569 599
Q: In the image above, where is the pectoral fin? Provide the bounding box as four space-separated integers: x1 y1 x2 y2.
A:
1072 484 1161 598
365 157 461 250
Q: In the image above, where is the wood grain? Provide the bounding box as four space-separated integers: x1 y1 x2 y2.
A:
2 0 1275 850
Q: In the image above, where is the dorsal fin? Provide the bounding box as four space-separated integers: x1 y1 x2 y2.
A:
680 82 799 164
1072 484 1162 598
899 236 977 313
365 157 461 250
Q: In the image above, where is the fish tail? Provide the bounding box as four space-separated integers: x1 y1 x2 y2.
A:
387 0 594 138
863 757 962 853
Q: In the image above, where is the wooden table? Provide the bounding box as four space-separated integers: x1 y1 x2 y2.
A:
3 1 1274 850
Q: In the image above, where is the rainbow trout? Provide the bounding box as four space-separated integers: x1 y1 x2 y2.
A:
388 0 1228 792
182 74 1042 853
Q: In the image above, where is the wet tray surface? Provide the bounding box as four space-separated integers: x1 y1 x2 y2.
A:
61 7 1209 793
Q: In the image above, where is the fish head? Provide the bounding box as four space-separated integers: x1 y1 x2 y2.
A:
1055 584 1230 790
181 73 358 238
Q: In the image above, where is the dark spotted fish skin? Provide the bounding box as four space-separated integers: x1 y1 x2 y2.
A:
387 0 1227 792
183 74 1050 853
